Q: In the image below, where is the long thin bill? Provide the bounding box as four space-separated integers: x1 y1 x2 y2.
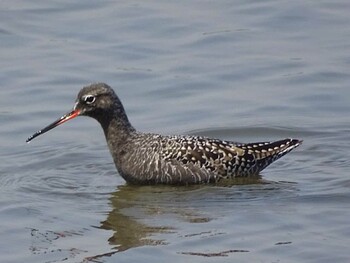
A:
26 109 81 143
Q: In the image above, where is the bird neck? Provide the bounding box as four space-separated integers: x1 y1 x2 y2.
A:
99 108 136 148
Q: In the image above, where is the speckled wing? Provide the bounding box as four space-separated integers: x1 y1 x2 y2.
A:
120 134 301 184
160 136 302 182
235 138 302 173
160 135 247 181
117 134 216 184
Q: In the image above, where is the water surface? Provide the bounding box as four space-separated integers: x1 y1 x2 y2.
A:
1 0 350 262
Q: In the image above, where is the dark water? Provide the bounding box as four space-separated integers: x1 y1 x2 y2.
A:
1 0 350 262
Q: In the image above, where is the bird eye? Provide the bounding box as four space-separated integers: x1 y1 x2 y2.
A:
83 95 96 105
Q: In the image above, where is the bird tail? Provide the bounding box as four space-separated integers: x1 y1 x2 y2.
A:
241 138 302 172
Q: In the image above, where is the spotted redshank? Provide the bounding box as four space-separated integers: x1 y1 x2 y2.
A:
27 83 302 184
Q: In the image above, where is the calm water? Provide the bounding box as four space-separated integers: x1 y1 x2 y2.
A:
1 0 350 262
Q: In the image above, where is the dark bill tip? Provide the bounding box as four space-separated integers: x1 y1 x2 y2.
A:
26 109 80 143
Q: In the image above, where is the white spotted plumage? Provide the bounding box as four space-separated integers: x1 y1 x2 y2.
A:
114 132 302 184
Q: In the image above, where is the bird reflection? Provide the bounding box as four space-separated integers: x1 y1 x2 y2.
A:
100 185 176 252
98 179 262 251
87 178 278 261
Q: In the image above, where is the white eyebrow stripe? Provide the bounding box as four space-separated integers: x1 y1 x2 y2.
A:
73 101 79 110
